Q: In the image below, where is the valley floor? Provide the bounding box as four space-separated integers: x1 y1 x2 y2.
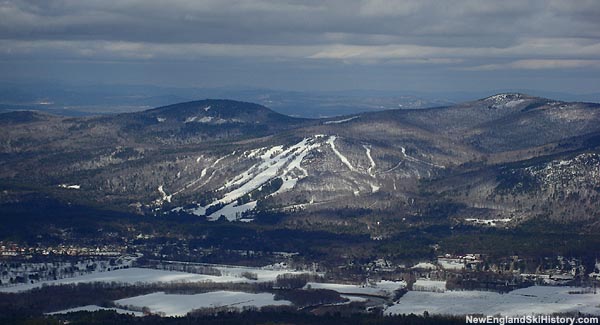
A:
2 262 598 319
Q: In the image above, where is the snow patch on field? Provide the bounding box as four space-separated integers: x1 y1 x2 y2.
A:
438 259 465 270
386 286 600 316
411 262 437 270
115 291 291 317
412 279 447 292
1 265 311 293
47 305 144 316
0 268 232 293
305 280 406 297
341 295 368 302
212 264 309 281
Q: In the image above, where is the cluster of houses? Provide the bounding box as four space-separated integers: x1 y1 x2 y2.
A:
0 241 125 258
366 253 598 292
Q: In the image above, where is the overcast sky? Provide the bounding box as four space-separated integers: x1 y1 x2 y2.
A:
1 0 599 94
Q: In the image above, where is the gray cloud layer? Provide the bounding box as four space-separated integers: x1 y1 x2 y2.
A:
1 0 599 91
2 1 599 43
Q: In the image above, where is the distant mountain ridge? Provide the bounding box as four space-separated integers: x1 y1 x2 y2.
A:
0 82 459 118
1 94 599 233
144 99 303 123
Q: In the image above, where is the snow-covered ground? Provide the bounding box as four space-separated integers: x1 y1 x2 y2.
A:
184 136 324 220
484 94 528 109
324 116 359 124
464 218 511 227
504 99 525 108
180 134 389 221
205 201 258 221
212 264 310 282
58 184 80 189
155 185 172 205
0 265 310 293
327 136 356 172
0 268 223 293
412 279 447 292
115 291 291 317
305 280 406 297
385 286 600 316
437 259 465 270
47 305 144 316
341 295 369 303
411 262 437 270
364 145 376 177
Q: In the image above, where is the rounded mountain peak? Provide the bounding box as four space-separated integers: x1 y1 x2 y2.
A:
143 99 302 125
483 93 533 102
151 99 269 117
479 93 541 109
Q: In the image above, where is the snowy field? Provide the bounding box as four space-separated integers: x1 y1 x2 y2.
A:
412 279 447 292
115 291 291 317
305 280 406 297
47 305 144 316
341 295 369 303
0 265 310 293
437 259 465 270
411 262 437 270
385 286 600 316
213 263 309 281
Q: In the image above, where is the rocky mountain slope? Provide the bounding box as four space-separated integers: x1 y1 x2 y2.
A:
1 95 599 232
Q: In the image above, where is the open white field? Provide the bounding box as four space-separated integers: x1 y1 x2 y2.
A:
412 279 447 292
0 266 308 293
213 264 309 282
305 280 406 297
115 291 291 317
47 305 144 317
385 286 600 316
